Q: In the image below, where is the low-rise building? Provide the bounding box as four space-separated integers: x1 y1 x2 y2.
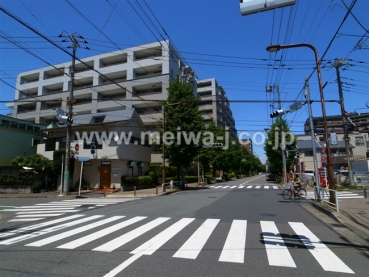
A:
38 109 150 190
0 115 46 167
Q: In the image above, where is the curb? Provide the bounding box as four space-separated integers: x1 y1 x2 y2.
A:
309 200 369 242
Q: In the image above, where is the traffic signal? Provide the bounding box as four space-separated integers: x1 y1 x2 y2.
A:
56 107 73 125
296 152 300 158
270 109 287 118
213 143 223 148
59 115 73 124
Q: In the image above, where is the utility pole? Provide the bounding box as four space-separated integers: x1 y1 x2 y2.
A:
277 85 287 185
59 33 88 195
304 77 321 196
332 59 354 186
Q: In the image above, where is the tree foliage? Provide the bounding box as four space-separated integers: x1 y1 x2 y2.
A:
264 118 296 175
11 154 52 176
162 77 204 177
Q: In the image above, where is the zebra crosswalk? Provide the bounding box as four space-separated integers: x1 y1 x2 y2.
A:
306 191 364 199
209 185 279 190
1 198 140 222
0 214 354 274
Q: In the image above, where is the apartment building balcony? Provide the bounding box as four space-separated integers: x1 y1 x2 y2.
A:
43 67 65 80
40 101 62 111
134 46 162 61
100 53 127 68
74 61 94 74
133 64 162 80
20 73 39 85
73 77 94 91
42 83 64 96
17 104 37 114
99 70 127 85
18 88 38 100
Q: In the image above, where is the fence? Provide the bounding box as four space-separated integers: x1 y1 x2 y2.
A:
314 186 339 212
162 180 187 193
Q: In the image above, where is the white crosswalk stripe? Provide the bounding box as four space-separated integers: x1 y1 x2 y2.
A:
306 191 363 199
0 215 354 274
210 185 280 190
1 198 140 222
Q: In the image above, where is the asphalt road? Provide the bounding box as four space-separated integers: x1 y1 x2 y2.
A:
0 176 368 277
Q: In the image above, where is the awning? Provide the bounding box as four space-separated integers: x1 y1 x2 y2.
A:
127 161 136 167
137 162 145 167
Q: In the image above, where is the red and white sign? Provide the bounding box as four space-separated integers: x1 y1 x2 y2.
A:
75 143 79 152
320 148 326 154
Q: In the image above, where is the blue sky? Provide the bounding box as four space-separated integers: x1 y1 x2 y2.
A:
1 0 368 163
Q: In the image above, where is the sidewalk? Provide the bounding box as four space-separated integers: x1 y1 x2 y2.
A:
0 183 202 199
303 184 369 241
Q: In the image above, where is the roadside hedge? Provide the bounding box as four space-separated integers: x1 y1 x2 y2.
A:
0 171 33 186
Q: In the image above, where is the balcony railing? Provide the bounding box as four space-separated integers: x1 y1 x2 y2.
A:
44 89 63 96
133 88 162 97
101 77 127 85
133 72 162 80
98 94 126 102
100 60 127 68
135 54 162 61
74 84 93 91
17 108 36 114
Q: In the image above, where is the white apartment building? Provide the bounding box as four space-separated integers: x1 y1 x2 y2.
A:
6 40 236 162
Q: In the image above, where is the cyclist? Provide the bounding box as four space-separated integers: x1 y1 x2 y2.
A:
292 174 301 196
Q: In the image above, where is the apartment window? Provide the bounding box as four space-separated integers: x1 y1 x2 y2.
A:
355 136 365 146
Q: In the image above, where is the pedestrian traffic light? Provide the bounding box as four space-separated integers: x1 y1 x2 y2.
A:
90 143 96 155
296 152 300 158
270 109 287 118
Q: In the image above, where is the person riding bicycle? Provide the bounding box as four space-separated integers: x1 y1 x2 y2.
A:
292 174 301 195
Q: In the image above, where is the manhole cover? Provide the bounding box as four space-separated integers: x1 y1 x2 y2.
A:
259 213 277 217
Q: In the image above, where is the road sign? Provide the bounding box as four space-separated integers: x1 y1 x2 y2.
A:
320 148 326 154
76 156 90 162
75 144 79 152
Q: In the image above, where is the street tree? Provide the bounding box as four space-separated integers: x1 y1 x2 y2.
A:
264 118 296 178
162 77 204 179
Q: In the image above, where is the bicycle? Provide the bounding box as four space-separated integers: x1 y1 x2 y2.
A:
282 183 307 200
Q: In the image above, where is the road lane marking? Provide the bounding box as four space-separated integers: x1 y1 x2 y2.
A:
264 186 269 189
289 222 354 274
57 216 146 249
219 220 247 263
247 186 252 188
26 216 124 247
173 218 220 259
131 218 195 255
255 186 261 189
0 215 84 238
92 217 170 252
0 215 102 245
261 221 296 268
103 253 143 277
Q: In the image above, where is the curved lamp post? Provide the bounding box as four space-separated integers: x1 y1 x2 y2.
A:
266 43 336 193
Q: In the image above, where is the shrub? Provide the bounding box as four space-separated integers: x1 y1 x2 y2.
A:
32 181 44 193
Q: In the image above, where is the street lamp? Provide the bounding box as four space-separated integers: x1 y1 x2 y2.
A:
266 43 336 193
162 102 184 187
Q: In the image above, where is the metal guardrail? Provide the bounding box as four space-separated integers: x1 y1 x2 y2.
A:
161 180 187 193
314 186 339 212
